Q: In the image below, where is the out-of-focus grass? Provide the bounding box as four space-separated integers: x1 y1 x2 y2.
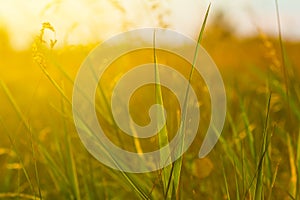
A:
0 14 300 200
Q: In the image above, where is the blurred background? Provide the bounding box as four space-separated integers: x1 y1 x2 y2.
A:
0 0 299 50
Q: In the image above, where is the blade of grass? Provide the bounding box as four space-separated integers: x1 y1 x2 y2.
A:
170 4 211 199
61 81 81 200
38 64 72 106
153 30 173 199
254 92 272 200
244 93 272 199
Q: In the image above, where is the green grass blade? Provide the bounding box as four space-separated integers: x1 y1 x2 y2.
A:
254 93 272 200
192 3 211 70
171 4 211 199
153 30 173 199
61 81 81 200
38 65 72 106
121 173 150 200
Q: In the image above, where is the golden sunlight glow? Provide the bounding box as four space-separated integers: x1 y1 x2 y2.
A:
0 0 299 49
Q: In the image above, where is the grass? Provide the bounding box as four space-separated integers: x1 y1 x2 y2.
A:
0 2 300 200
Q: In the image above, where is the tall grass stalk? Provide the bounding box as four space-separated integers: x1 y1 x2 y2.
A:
60 81 81 200
254 93 272 200
165 3 211 199
153 30 173 199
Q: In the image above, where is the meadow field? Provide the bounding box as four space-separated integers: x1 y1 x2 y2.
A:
1 4 300 200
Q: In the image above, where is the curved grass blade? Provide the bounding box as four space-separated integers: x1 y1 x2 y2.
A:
170 3 211 199
254 93 272 200
153 30 173 199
